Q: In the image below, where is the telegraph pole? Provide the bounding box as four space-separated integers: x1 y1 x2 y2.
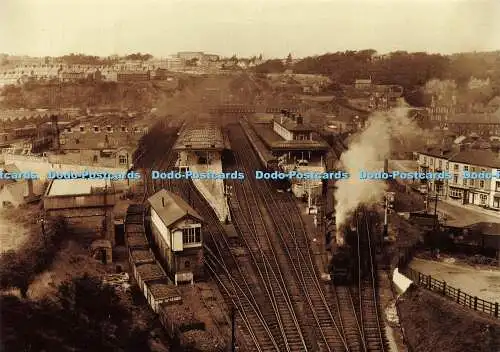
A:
383 192 394 242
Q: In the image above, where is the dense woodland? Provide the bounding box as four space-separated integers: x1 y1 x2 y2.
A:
254 50 500 106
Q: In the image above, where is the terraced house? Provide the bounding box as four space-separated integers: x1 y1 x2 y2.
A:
417 148 500 210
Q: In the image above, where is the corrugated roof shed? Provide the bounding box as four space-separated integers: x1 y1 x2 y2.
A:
148 189 203 228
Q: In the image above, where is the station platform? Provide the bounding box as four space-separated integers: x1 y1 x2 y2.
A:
189 160 229 223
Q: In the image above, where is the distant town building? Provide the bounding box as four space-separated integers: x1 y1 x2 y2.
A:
117 70 150 81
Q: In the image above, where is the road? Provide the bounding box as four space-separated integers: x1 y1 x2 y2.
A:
409 257 500 303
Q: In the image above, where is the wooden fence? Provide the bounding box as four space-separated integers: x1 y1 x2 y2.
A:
404 267 499 319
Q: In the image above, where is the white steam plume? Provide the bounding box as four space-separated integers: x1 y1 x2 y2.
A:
334 105 425 230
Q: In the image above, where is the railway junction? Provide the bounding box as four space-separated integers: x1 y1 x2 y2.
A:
129 110 392 352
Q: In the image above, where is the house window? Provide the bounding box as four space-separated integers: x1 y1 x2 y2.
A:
479 180 484 188
121 126 127 132
75 138 79 144
464 165 468 171
453 175 458 184
463 179 467 186
449 188 462 198
496 181 500 191
469 179 474 186
106 125 112 133
438 160 442 169
182 227 201 244
494 197 500 208
79 126 85 132
184 261 190 269
480 194 488 205
454 164 458 171
93 126 100 133
119 155 127 165
93 155 98 163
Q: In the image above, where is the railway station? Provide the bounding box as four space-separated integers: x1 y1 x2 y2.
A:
243 109 330 207
173 117 231 222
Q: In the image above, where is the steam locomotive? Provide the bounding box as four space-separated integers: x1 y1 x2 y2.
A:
329 219 357 285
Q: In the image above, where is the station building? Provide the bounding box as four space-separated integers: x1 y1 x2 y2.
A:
245 110 330 203
147 189 204 285
173 119 231 222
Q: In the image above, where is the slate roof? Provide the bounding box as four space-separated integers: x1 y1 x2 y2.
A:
451 150 500 169
148 189 203 228
419 148 500 169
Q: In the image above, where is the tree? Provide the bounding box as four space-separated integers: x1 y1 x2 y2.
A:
1 274 151 352
286 53 293 66
254 59 286 74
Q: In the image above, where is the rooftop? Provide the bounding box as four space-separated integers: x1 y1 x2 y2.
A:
46 178 111 197
467 222 500 236
136 262 167 282
449 112 500 124
173 120 226 151
274 114 315 132
126 232 149 248
252 123 329 152
419 148 500 168
148 189 203 228
451 150 500 169
130 249 155 264
147 281 182 302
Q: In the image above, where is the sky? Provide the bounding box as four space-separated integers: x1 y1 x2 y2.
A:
1 0 499 58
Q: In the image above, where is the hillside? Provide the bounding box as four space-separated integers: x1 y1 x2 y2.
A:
397 285 500 352
0 80 179 110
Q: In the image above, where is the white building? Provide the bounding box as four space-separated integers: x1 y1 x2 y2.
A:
148 190 204 285
417 148 500 210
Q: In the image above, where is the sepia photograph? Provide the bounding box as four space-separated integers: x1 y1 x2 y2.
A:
1 0 500 351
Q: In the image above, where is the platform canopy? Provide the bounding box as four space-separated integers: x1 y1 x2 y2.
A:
173 120 227 151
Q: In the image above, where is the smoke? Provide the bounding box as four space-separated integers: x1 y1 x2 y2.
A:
334 105 425 230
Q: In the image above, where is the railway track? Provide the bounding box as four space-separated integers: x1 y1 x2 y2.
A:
228 124 350 351
164 177 282 351
228 154 311 351
353 209 388 352
136 121 283 351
